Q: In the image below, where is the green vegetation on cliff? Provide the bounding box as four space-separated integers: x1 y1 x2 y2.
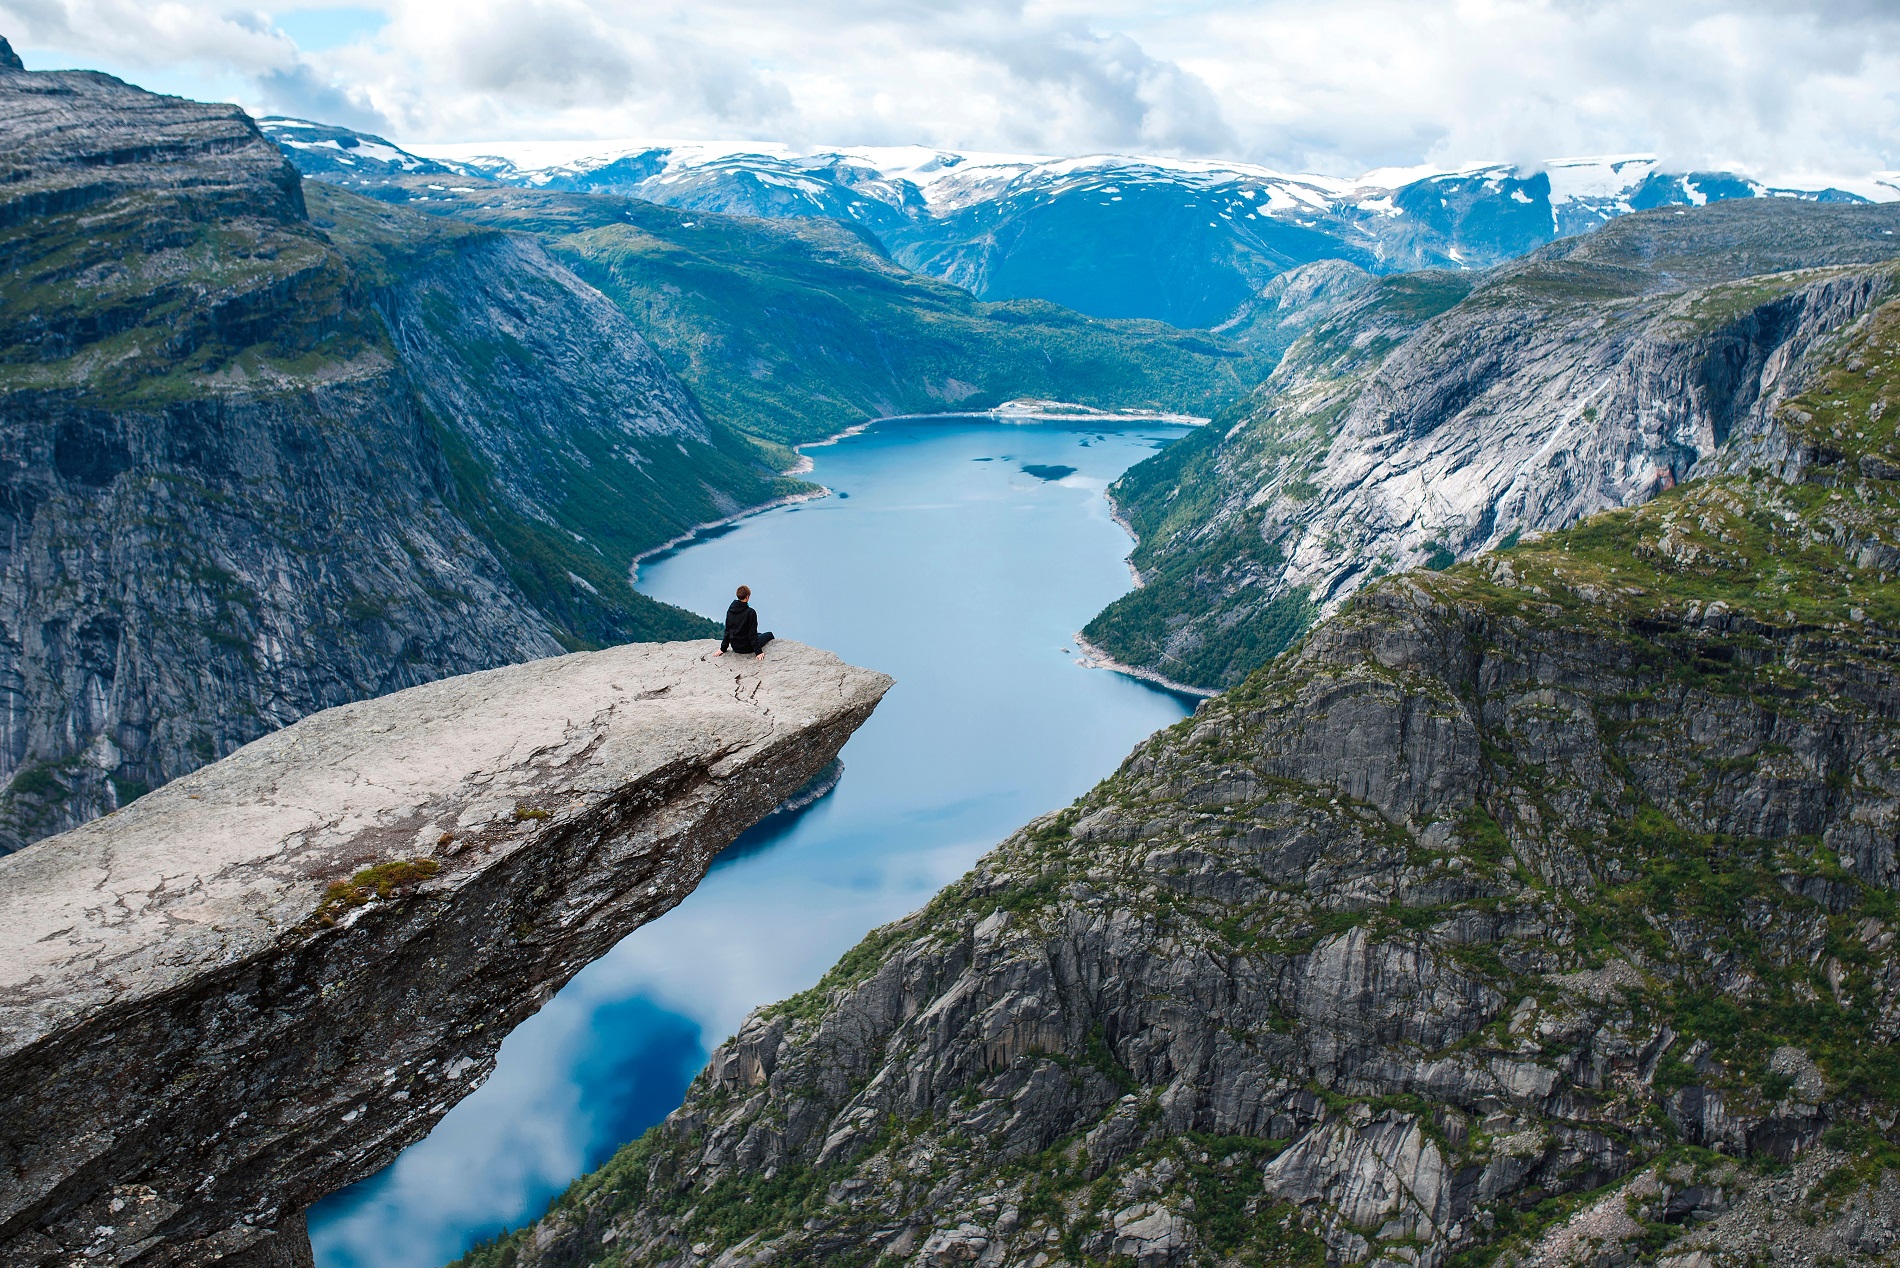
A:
457 290 1900 1268
1083 202 1900 693
1082 270 1474 689
0 68 777 849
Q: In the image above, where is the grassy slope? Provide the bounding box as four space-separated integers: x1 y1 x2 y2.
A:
0 173 400 407
292 184 730 647
351 181 1273 447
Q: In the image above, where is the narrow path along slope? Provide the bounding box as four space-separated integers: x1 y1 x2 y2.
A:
0 640 890 1268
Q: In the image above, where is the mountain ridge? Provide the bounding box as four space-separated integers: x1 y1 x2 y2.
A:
1082 198 1900 692
261 151 1276 448
266 118 1895 328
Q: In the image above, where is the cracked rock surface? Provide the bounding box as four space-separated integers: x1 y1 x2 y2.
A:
0 639 891 1268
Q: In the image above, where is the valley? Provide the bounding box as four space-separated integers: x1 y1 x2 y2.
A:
309 419 1197 1268
0 58 1242 853
8 29 1900 1268
462 223 1900 1268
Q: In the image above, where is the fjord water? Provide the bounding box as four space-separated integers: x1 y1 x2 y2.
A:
308 419 1194 1268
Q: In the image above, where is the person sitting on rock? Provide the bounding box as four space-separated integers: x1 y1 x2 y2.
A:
715 585 774 659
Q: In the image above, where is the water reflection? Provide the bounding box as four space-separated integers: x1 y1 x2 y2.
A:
310 419 1192 1268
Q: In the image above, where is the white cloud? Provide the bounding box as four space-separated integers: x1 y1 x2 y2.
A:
1 0 1895 183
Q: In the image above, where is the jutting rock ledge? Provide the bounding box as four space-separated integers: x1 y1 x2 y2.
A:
0 639 892 1268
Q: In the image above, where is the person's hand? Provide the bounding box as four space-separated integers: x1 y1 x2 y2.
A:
713 649 724 656
756 652 766 659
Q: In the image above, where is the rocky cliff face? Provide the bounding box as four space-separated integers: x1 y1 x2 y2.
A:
1084 200 1900 692
464 246 1900 1268
0 639 891 1268
0 65 801 851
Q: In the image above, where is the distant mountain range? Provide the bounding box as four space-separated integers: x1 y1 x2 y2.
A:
261 117 1899 327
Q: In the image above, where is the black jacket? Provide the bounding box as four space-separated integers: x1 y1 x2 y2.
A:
721 600 761 653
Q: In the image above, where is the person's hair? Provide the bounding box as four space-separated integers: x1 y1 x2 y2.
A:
736 585 751 600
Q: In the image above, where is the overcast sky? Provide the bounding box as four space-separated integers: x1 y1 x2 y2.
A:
4 0 1897 187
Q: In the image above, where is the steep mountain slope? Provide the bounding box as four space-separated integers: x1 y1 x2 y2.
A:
458 280 1900 1268
1083 200 1900 692
0 65 796 851
353 127 1888 327
263 174 1271 448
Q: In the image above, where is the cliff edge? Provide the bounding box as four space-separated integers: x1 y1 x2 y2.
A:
0 60 804 853
0 639 892 1268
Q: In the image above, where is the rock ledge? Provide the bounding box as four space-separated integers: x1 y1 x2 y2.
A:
0 639 891 1267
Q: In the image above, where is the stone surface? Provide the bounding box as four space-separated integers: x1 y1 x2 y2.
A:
0 639 891 1267
0 57 306 229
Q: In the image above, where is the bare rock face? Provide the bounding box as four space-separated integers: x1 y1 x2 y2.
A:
0 54 306 232
1087 199 1900 691
0 639 891 1267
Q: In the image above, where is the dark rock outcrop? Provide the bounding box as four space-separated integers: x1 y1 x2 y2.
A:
0 639 891 1268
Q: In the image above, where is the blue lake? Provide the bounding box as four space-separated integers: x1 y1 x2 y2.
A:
308 418 1194 1268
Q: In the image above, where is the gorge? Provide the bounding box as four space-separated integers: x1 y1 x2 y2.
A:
0 640 891 1267
464 277 1900 1268
10 32 1900 1268
310 418 1199 1268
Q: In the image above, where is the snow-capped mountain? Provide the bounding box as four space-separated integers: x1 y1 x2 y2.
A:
260 118 1898 327
262 116 456 180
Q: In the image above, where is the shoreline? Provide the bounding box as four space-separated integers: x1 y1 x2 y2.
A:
628 485 831 585
627 413 882 584
630 404 1198 603
1079 485 1216 701
1072 630 1216 700
1101 488 1145 590
871 403 1208 427
794 417 878 453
